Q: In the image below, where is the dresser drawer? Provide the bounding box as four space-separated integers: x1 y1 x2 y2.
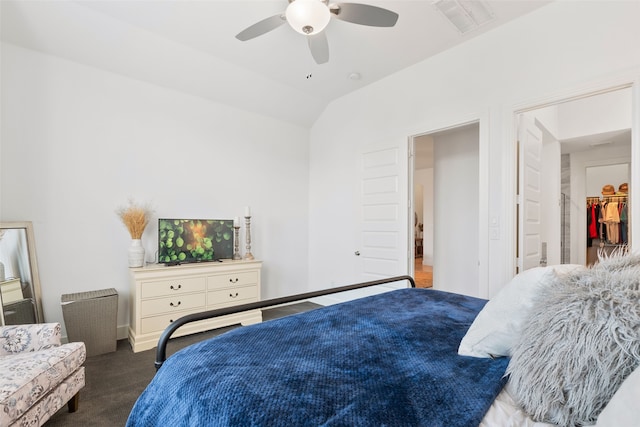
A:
208 285 258 308
140 293 205 317
141 276 206 299
141 308 203 334
1 279 24 304
208 271 258 290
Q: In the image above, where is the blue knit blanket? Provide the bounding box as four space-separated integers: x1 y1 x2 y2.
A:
127 288 508 426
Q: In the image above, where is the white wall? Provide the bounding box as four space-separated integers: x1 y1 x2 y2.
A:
414 168 434 264
1 43 310 338
557 88 632 140
586 164 629 196
529 88 632 143
308 1 640 297
524 106 559 139
432 125 479 296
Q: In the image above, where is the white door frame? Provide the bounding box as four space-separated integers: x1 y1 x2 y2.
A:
506 75 640 276
408 111 490 298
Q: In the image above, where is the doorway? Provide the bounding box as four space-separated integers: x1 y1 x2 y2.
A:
516 86 633 271
585 163 630 264
412 122 480 293
413 137 434 288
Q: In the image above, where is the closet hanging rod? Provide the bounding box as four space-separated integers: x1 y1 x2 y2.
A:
602 195 627 202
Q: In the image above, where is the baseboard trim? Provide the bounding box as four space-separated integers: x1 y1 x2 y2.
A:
117 325 128 340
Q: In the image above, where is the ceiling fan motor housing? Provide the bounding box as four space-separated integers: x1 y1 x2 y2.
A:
286 0 331 35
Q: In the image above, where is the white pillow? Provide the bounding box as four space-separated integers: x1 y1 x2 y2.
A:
458 264 583 358
595 365 640 426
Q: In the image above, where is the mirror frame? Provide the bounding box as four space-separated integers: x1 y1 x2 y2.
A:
0 221 44 323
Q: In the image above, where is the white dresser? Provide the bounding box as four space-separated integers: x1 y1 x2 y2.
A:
128 260 262 352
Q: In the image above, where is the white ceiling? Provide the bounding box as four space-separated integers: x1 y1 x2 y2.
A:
1 0 551 127
560 129 631 154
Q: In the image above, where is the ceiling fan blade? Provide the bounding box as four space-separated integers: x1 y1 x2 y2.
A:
235 13 286 41
308 32 329 64
330 3 399 27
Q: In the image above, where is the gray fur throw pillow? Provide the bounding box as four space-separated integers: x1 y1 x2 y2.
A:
506 257 640 426
594 250 640 271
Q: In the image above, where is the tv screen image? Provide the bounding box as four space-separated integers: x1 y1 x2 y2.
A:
158 219 234 264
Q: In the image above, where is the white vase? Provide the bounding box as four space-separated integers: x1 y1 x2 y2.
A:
128 239 145 268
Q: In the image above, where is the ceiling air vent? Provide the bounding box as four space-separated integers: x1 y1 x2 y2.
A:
432 0 494 34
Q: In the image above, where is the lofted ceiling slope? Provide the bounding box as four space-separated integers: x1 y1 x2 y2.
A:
1 0 551 128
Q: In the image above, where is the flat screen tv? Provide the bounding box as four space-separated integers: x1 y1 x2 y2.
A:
158 219 234 264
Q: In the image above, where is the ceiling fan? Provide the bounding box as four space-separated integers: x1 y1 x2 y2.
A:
235 0 399 65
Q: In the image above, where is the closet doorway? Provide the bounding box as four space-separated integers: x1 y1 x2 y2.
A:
516 86 633 270
585 163 630 265
412 122 480 293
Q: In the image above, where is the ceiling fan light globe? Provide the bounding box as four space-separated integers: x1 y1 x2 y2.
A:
286 0 331 35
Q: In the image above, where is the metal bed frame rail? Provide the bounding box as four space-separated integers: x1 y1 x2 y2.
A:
155 275 416 370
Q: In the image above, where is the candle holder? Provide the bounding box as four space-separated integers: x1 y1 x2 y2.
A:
244 216 254 260
232 226 242 260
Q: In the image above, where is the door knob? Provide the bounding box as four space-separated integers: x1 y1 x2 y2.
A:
354 251 360 256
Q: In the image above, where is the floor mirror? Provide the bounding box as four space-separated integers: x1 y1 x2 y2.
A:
0 221 44 325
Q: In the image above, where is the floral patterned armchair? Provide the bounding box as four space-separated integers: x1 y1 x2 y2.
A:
0 323 85 426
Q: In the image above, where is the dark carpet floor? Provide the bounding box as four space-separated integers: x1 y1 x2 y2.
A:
45 301 321 427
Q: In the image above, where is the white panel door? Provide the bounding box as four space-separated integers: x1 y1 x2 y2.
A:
355 138 409 287
518 115 543 271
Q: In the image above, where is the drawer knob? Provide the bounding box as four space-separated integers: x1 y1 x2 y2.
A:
229 292 239 298
170 301 182 307
229 278 239 283
170 284 182 290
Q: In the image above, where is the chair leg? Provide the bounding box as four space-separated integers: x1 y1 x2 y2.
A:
67 392 80 413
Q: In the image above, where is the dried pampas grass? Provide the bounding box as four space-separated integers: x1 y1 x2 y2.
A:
116 200 153 239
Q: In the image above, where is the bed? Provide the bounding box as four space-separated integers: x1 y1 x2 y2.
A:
127 256 640 427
